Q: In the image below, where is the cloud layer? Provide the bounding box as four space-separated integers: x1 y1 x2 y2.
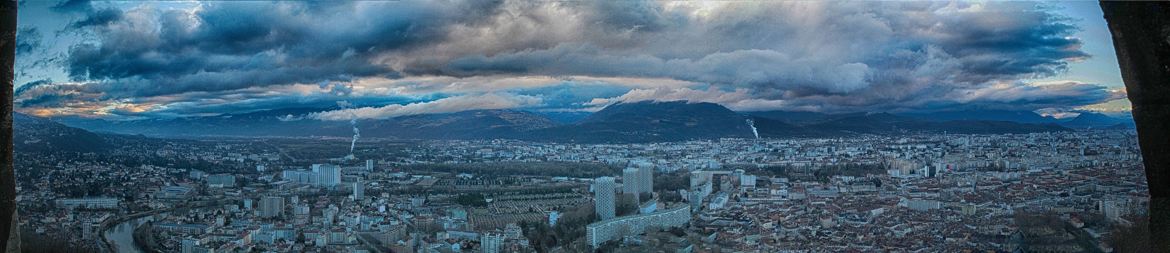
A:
15 0 1122 119
309 93 542 120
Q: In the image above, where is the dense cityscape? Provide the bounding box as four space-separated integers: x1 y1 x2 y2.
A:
9 0 1160 252
13 130 1147 252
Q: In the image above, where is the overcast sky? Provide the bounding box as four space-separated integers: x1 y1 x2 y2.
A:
14 0 1129 120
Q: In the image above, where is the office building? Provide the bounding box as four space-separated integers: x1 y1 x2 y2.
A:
158 186 193 199
904 198 941 211
260 196 284 218
207 174 236 188
55 197 120 209
593 177 616 220
638 165 654 195
312 164 342 187
188 170 206 180
622 167 641 203
586 206 691 248
353 179 364 200
282 170 317 185
181 237 198 253
480 233 503 253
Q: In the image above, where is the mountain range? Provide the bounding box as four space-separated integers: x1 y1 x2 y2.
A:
1059 111 1136 129
13 112 109 153
23 101 1135 144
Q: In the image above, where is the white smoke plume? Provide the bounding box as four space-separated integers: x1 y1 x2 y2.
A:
746 118 759 139
338 101 360 160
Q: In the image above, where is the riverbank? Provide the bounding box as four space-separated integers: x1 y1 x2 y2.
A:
99 199 235 252
98 210 164 253
132 221 161 252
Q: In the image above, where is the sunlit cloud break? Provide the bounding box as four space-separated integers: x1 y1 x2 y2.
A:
309 93 543 121
13 0 1127 118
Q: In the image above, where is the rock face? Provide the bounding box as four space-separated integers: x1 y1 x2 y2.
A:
1102 2 1170 251
1 2 18 250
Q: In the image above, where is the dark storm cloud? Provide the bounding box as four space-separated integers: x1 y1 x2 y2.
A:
421 1 1094 101
920 7 1089 84
959 81 1123 109
761 80 1119 113
26 0 1120 118
51 0 92 13
15 26 41 56
63 1 500 98
14 80 89 108
14 79 52 98
442 45 872 94
67 8 122 29
15 50 61 81
122 89 418 119
586 1 671 32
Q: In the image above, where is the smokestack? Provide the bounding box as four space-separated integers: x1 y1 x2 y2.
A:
746 118 759 139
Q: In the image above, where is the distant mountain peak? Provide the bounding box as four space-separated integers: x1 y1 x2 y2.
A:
1062 111 1133 129
530 100 753 143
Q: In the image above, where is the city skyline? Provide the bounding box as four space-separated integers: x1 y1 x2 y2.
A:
6 1 1159 252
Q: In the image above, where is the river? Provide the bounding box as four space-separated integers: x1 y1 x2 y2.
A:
103 214 162 253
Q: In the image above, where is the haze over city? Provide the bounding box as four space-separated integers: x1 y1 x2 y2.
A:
6 1 1155 253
